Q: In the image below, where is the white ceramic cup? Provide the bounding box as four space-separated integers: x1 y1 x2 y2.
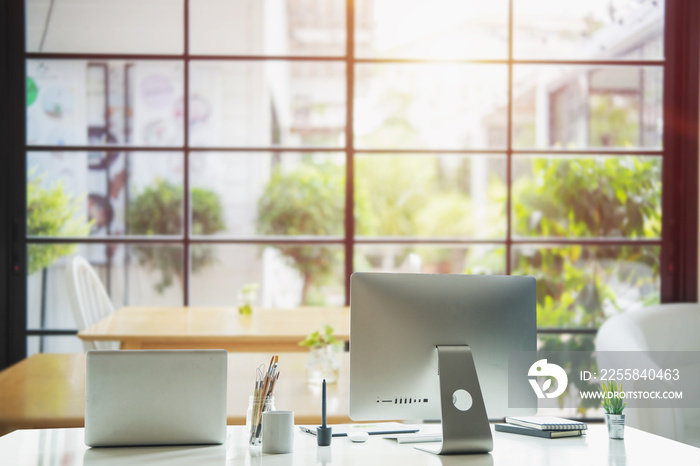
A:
262 410 295 454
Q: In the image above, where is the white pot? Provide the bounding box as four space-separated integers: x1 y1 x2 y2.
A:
306 345 339 385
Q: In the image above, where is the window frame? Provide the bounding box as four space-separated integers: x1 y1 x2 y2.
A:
1 0 698 368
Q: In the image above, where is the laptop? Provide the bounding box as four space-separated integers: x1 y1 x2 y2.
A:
85 349 227 447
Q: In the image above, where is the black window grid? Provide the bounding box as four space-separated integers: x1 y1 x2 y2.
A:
21 0 675 345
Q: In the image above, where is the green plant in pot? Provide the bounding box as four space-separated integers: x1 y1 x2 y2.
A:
237 283 259 316
601 379 627 439
299 325 342 385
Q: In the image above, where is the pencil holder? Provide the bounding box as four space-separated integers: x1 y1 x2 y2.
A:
247 395 275 446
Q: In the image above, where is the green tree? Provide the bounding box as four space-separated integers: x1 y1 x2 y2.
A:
355 156 432 237
506 157 661 415
128 180 226 293
26 173 91 275
355 155 506 273
256 161 347 304
511 156 661 328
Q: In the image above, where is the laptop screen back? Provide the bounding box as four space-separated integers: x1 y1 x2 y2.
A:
85 349 227 447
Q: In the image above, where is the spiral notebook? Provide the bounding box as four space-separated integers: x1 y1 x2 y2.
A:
504 416 588 431
495 423 585 438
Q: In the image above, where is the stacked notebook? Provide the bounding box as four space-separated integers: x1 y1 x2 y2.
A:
495 416 588 439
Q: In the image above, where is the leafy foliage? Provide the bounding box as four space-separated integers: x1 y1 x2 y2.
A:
355 156 432 237
538 334 601 413
237 283 259 316
128 179 225 293
354 156 506 272
601 379 627 414
510 156 660 415
256 161 348 304
511 156 661 328
26 172 91 275
299 325 341 348
513 156 660 239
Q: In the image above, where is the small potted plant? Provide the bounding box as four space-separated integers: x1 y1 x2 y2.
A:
299 325 342 385
237 283 259 316
601 379 627 439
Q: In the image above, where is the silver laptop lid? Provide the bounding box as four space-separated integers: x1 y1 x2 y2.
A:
85 349 227 447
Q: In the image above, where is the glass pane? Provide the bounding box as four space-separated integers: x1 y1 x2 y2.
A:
27 151 184 237
27 251 80 330
511 245 661 328
513 0 664 60
355 64 507 150
25 0 184 54
190 152 345 237
123 244 186 301
27 244 184 331
355 0 508 59
26 60 184 146
354 244 505 275
189 244 345 307
190 0 346 56
536 333 602 419
512 155 662 238
126 154 186 237
512 65 663 150
27 336 84 356
355 154 506 238
189 61 346 148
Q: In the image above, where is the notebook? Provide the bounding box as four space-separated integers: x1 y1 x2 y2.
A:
85 349 227 447
504 416 588 431
495 423 585 438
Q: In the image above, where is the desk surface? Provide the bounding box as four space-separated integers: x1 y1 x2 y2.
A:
0 352 350 435
78 306 350 352
1 424 699 465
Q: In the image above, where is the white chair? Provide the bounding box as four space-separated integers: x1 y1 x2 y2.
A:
596 303 700 447
65 256 119 351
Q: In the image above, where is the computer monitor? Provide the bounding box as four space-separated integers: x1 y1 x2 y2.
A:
349 272 537 454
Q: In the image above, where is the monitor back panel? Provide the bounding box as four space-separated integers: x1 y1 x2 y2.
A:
85 349 227 447
349 273 537 421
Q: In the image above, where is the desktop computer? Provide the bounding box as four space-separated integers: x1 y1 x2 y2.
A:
349 272 537 454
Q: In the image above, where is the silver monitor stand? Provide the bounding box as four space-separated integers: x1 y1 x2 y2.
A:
415 346 493 455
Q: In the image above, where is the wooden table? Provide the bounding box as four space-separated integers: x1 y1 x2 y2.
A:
78 306 350 352
0 352 350 437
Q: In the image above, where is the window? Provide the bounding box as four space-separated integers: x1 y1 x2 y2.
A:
9 0 697 363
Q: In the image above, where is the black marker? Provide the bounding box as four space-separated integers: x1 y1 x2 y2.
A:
317 379 332 446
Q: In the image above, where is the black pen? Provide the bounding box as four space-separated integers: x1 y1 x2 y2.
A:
322 379 326 426
317 379 332 445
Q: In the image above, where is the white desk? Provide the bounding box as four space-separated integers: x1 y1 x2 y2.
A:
1 424 699 465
